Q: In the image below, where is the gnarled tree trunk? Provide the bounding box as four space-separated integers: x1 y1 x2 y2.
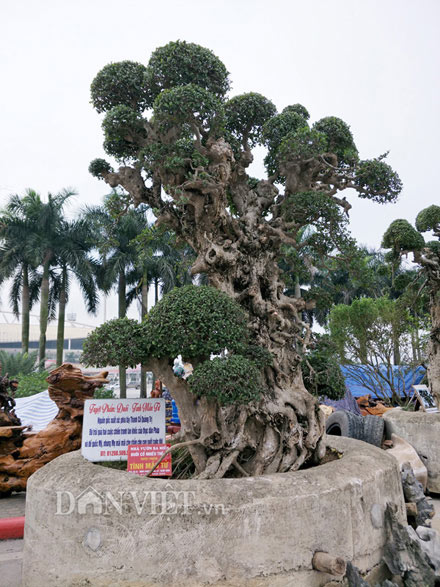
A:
415 249 440 408
103 138 327 478
428 293 440 408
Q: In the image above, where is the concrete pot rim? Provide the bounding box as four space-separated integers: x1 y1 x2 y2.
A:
384 408 440 422
27 435 400 499
23 435 406 587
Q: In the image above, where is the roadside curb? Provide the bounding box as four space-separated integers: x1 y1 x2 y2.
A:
0 517 25 540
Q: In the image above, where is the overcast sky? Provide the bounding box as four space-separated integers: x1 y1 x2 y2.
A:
1 0 439 326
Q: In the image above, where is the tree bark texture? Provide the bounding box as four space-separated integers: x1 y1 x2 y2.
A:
415 249 440 408
140 268 148 398
38 256 51 366
118 269 127 398
56 266 67 367
0 364 108 495
21 264 30 354
428 294 440 408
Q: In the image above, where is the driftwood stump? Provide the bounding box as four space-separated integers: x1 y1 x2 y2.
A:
0 363 108 496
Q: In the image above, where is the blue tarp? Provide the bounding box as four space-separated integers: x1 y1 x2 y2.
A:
339 365 426 399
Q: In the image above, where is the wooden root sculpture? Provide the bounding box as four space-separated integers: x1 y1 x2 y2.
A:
0 363 108 496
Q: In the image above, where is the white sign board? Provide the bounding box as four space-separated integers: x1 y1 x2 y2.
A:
81 398 166 461
411 385 439 412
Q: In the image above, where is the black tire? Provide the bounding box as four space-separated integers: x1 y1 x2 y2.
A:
361 415 385 447
325 410 364 440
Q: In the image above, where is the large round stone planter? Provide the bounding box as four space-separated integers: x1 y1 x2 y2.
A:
384 409 440 493
22 436 405 587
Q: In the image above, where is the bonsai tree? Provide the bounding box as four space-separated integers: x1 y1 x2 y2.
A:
82 317 145 370
88 41 402 477
83 286 271 477
382 205 440 406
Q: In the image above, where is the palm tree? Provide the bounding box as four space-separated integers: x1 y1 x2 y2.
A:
50 219 99 365
125 226 194 396
84 198 149 397
0 211 40 352
5 188 76 365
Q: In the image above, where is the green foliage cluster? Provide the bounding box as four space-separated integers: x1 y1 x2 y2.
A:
142 139 210 178
282 104 310 119
0 350 38 377
103 189 133 219
355 158 402 203
89 41 402 214
224 92 276 148
301 335 346 400
146 40 230 100
102 105 147 160
90 60 150 113
281 191 350 254
88 158 114 178
329 296 410 363
234 344 273 368
153 84 222 136
415 205 440 233
14 370 49 397
262 110 309 176
143 285 248 360
382 219 425 257
189 355 263 405
312 116 358 165
279 127 328 163
426 240 440 254
81 317 145 368
93 387 116 399
82 285 269 407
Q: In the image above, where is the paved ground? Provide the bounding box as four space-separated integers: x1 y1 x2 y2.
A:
0 492 26 518
0 493 25 587
0 538 23 587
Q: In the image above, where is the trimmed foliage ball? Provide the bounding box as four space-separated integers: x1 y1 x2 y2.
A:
102 105 147 160
153 84 222 135
146 41 230 101
415 205 440 233
355 159 402 203
143 285 248 360
382 219 425 253
262 111 309 176
91 61 151 113
282 103 310 120
279 127 328 162
88 158 113 178
225 92 276 147
312 116 358 165
189 355 263 405
82 318 145 368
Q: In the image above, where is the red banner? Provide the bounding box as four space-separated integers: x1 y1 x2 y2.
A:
127 444 172 476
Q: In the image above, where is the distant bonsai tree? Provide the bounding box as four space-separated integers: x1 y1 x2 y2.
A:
382 205 440 407
82 317 145 369
88 40 402 477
